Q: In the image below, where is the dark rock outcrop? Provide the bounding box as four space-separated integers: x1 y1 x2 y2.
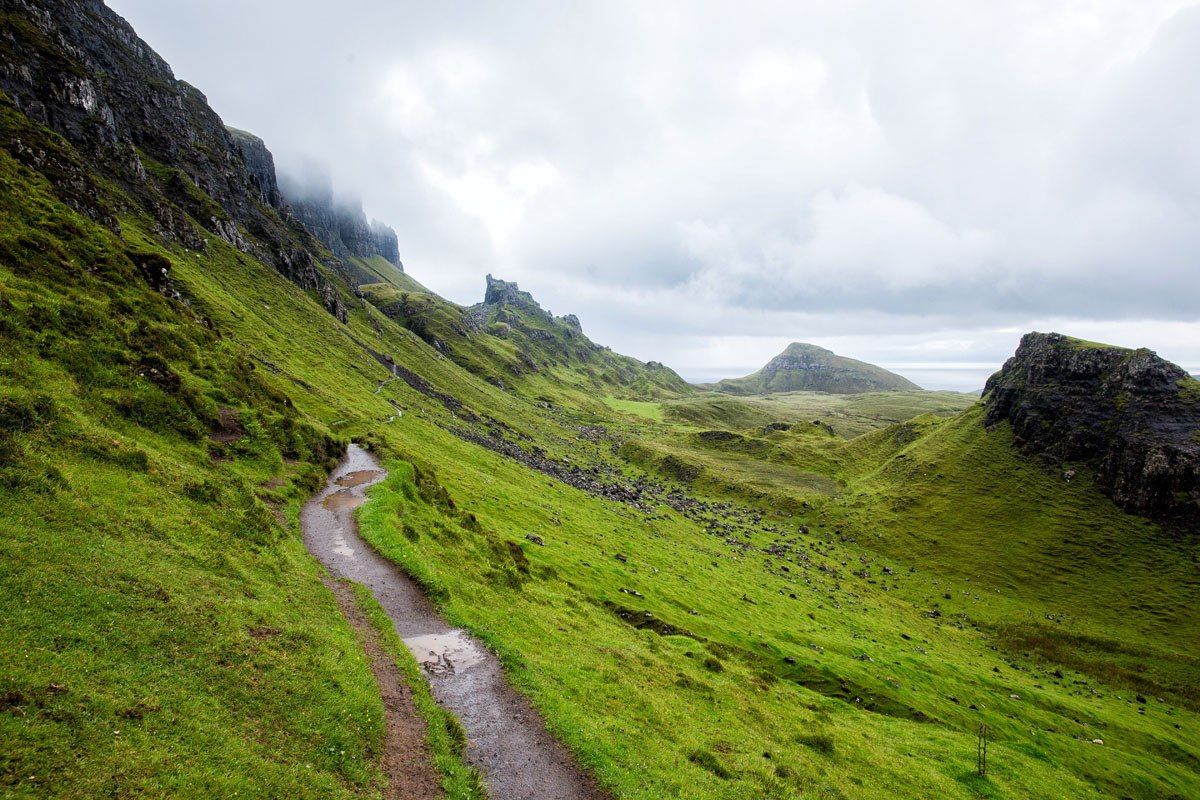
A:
984 332 1200 530
0 0 353 321
227 127 282 209
483 274 541 310
446 275 691 396
278 171 402 269
714 342 920 395
1 0 262 230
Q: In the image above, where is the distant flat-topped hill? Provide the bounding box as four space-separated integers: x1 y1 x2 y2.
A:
711 342 920 395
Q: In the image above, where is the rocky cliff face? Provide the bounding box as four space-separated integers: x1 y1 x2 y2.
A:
2 0 257 229
278 172 402 270
477 275 592 332
227 127 282 209
482 274 542 310
984 332 1200 530
0 0 351 320
715 343 920 395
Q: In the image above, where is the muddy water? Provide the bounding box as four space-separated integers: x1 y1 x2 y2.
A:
302 444 605 800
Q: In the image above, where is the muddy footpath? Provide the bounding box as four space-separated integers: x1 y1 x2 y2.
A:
301 443 606 800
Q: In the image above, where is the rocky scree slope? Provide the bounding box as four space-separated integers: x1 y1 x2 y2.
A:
714 342 920 395
984 332 1200 529
0 0 356 320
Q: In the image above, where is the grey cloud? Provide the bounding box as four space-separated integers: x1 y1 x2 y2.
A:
107 0 1200 389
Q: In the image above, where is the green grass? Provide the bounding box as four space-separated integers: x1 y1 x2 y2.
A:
0 97 483 797
0 184 385 795
351 404 1200 799
1179 376 1200 405
350 256 427 293
1064 335 1130 351
665 391 976 438
603 396 665 421
2 76 1198 800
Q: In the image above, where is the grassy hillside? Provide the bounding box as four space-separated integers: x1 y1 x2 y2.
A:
360 278 691 407
5 120 1196 796
663 390 976 437
354 402 1200 799
350 256 429 293
0 104 382 796
0 94 504 797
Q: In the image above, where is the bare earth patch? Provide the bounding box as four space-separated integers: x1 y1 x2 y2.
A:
323 578 443 800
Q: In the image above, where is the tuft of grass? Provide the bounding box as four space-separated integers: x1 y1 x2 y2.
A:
1179 377 1200 405
688 749 733 779
795 733 836 755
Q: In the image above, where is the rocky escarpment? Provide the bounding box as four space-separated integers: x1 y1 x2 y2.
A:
227 127 282 209
361 273 691 397
473 275 589 333
469 275 691 394
278 171 402 270
984 332 1200 530
715 343 920 395
0 0 352 320
482 274 541 309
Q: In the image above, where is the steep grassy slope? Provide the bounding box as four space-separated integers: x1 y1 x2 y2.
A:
0 90 497 797
0 106 382 796
353 256 428 293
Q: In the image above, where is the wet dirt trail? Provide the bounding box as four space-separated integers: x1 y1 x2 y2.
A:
302 444 607 800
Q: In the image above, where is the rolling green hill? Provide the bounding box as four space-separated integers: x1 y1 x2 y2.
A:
712 342 921 395
661 389 977 437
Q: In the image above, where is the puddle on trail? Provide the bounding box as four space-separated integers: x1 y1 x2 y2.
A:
337 469 384 488
404 630 486 675
322 489 365 512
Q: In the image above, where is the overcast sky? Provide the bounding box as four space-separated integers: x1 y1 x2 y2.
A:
108 0 1200 390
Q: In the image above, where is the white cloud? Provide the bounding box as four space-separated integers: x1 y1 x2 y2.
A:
107 0 1200 388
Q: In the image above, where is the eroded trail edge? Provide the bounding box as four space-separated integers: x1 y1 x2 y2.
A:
302 444 607 800
322 579 442 800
